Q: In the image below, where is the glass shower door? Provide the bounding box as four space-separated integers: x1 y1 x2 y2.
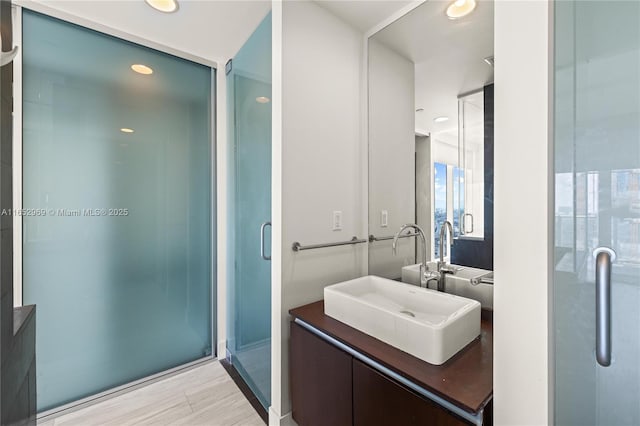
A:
227 13 272 409
554 1 640 424
22 11 213 412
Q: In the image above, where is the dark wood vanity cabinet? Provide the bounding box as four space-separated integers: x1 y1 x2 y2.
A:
352 360 467 426
291 321 475 426
290 322 353 426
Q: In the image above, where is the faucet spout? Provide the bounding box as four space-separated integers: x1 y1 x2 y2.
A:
436 220 455 292
438 220 454 266
392 223 429 287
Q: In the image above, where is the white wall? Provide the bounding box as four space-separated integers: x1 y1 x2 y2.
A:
494 1 552 424
271 1 365 422
367 39 416 279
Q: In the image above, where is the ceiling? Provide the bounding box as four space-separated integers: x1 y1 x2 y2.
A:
371 0 494 137
18 0 272 62
314 0 415 33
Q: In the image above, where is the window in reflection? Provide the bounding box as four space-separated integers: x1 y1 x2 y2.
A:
434 162 447 258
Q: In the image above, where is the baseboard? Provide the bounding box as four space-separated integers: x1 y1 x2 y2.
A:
268 407 296 426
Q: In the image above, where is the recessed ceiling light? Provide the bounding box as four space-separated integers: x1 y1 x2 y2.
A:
416 108 424 112
145 0 179 13
446 0 476 20
131 64 153 75
434 116 449 123
256 96 270 104
120 128 135 133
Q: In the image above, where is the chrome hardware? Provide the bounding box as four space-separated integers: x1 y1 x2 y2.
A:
0 34 18 67
292 236 367 252
593 246 616 367
462 213 474 234
470 272 494 286
437 221 455 292
392 224 428 287
260 221 271 260
369 231 419 242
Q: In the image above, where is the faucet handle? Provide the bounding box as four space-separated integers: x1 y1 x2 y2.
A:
424 270 440 279
440 265 457 274
470 272 494 286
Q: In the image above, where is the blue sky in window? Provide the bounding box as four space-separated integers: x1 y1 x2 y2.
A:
434 163 447 211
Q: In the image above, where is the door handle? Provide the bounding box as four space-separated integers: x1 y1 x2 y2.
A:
462 213 473 234
260 221 271 261
0 35 18 67
593 247 616 367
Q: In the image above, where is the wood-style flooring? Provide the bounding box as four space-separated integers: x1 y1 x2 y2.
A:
37 361 265 426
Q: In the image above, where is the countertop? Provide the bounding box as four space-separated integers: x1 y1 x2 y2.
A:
289 300 493 415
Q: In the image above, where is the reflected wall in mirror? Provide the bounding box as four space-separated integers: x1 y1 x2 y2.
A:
368 0 494 281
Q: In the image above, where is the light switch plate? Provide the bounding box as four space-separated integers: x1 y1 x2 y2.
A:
333 211 342 231
381 210 388 227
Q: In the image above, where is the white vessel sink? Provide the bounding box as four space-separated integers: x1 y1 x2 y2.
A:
324 275 481 365
401 263 494 309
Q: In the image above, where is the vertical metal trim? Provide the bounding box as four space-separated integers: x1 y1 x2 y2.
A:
547 0 557 421
12 4 23 308
210 66 217 356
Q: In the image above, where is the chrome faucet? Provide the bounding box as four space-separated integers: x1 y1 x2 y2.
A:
392 223 439 288
470 271 494 286
436 221 456 292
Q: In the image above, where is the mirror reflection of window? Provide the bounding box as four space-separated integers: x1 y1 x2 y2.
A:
434 162 447 258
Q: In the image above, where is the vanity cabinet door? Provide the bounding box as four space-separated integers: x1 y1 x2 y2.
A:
290 322 353 426
352 359 469 426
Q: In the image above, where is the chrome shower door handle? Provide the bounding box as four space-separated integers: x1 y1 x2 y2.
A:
463 213 474 234
260 221 271 261
593 247 616 367
0 35 18 67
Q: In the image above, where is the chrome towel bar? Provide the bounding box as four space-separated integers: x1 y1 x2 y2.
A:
292 236 367 252
368 231 419 242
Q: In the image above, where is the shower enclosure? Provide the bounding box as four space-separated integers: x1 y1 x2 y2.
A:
226 13 272 410
21 10 214 412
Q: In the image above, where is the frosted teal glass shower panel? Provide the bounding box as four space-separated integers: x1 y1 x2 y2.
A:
22 10 214 411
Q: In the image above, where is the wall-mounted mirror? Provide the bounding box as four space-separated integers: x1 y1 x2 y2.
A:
367 0 494 287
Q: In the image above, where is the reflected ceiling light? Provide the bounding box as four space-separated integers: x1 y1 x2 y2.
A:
484 56 495 67
131 64 153 75
446 0 476 20
256 96 270 104
120 128 135 133
145 0 179 13
434 116 449 123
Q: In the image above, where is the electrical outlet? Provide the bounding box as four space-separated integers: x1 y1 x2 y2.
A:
381 210 388 227
332 211 342 231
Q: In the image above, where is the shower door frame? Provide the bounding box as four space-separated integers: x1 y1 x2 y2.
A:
11 3 219 420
